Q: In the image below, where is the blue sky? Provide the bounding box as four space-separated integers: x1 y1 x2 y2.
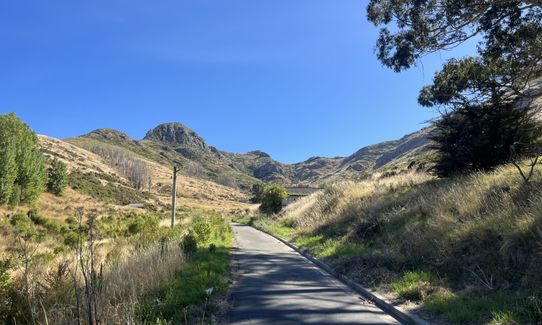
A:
0 1 475 163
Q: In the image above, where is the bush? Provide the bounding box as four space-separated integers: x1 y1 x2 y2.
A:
251 183 265 203
209 243 217 253
191 218 212 243
431 104 542 177
47 158 68 196
259 184 289 214
181 233 198 257
63 231 79 248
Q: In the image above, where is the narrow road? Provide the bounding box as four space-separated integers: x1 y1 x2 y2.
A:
229 223 401 325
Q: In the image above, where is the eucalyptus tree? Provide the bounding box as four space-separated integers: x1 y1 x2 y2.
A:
367 0 542 175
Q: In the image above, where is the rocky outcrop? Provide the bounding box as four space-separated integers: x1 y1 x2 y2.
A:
144 122 210 152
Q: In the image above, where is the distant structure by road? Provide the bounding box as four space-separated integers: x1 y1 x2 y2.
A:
283 186 321 206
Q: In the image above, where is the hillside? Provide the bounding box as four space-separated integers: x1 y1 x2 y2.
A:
67 122 435 187
0 134 254 221
250 165 542 324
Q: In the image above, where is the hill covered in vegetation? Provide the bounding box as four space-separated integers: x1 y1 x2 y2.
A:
249 165 542 324
67 122 435 188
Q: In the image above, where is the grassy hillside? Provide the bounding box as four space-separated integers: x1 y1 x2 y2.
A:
67 123 435 187
68 126 263 189
250 165 542 324
36 134 252 218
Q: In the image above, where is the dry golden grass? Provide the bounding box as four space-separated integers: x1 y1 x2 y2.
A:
262 166 542 323
20 135 253 221
278 166 542 290
39 135 119 176
44 240 186 325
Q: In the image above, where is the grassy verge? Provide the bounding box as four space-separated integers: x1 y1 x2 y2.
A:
249 215 542 324
0 208 234 325
239 167 542 324
137 214 234 324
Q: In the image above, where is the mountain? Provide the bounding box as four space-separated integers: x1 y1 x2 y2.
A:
144 122 210 152
66 123 435 187
38 134 251 216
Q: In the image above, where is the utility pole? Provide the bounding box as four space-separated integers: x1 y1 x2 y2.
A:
171 165 180 228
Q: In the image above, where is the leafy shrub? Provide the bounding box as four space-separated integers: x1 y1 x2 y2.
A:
431 104 542 177
181 233 198 257
63 231 79 248
68 171 152 205
191 218 211 243
259 184 289 214
250 183 265 203
209 243 217 253
29 213 62 233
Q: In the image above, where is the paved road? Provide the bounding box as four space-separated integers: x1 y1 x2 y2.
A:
229 223 401 325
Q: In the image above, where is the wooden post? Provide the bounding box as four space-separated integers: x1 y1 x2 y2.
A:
171 166 178 228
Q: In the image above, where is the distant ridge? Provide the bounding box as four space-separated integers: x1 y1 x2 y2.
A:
67 123 435 187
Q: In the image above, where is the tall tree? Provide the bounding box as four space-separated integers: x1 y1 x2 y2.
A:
47 158 68 196
367 1 542 174
0 113 46 205
0 116 18 204
367 0 541 109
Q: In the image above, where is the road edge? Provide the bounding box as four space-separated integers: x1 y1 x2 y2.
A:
245 223 431 325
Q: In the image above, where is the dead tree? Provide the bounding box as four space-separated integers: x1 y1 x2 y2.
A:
74 209 102 325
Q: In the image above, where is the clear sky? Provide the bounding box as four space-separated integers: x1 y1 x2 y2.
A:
0 1 475 163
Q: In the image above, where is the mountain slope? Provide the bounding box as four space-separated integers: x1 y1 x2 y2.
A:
67 123 435 187
36 135 252 219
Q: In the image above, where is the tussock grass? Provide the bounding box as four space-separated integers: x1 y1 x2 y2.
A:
253 167 542 323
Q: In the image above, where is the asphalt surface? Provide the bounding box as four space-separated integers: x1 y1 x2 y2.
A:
228 223 401 325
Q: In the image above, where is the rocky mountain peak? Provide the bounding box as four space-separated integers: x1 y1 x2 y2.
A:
82 128 135 143
248 150 271 158
144 122 209 151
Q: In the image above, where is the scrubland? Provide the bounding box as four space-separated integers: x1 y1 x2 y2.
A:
0 208 233 324
251 166 542 324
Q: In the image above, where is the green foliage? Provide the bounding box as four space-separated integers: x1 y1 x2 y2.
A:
425 291 542 324
259 184 289 214
29 213 63 234
138 215 233 324
62 231 79 248
0 113 46 206
191 218 212 243
208 243 216 253
367 1 541 78
391 271 436 301
431 104 542 176
250 183 265 203
367 1 542 176
47 158 68 196
181 233 198 257
68 171 152 205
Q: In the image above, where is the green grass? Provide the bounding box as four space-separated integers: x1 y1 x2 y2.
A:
294 235 368 259
137 216 234 324
425 291 542 324
252 217 297 240
391 270 436 301
249 215 542 324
